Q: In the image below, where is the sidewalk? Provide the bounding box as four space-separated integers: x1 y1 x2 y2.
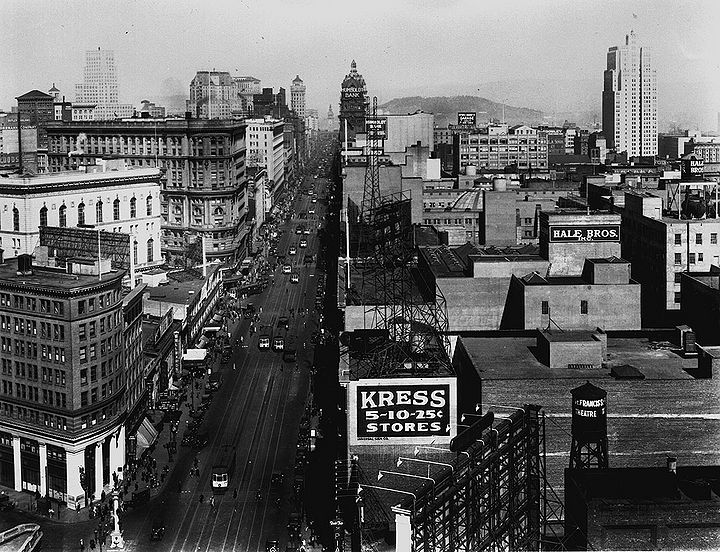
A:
0 311 245 531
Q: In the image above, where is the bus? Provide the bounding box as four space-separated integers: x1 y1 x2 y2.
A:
272 327 286 352
212 445 236 494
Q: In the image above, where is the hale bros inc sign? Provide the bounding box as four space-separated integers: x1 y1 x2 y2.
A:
549 225 620 242
347 377 457 446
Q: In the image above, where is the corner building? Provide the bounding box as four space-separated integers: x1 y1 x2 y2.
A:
46 119 248 266
0 256 126 509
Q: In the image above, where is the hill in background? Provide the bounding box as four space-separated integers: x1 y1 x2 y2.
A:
378 95 545 127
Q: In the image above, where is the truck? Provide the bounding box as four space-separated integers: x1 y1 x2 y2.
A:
283 335 297 363
212 445 236 494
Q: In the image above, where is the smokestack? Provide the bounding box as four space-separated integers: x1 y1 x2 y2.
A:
667 456 677 474
17 110 22 173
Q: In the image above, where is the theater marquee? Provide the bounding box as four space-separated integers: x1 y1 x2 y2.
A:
549 225 620 242
347 377 457 446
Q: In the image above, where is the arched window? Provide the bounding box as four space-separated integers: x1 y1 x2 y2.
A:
147 238 154 262
59 205 67 227
12 208 19 232
40 206 48 227
133 240 138 265
77 202 85 226
146 195 153 216
113 198 120 221
130 197 137 218
96 200 103 223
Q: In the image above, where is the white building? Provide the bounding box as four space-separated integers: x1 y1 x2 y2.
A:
602 31 658 156
75 48 133 121
245 118 286 203
291 75 306 119
0 167 163 276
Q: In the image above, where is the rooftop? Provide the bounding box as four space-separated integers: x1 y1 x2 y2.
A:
0 167 161 193
145 267 219 305
0 257 123 291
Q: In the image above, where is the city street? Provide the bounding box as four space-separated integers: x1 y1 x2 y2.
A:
120 183 327 551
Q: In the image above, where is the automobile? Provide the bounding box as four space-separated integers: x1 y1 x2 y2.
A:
282 265 292 274
243 303 255 319
299 239 307 248
311 198 317 203
265 540 280 552
282 347 297 363
287 513 302 538
304 254 314 264
150 520 166 541
271 471 285 489
277 317 289 330
303 228 310 234
308 208 315 214
289 246 297 255
272 335 284 351
295 227 302 234
258 335 271 350
290 273 299 284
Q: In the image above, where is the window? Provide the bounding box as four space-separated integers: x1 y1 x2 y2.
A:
689 253 696 264
80 391 88 407
675 272 682 283
133 241 138 265
59 205 67 227
80 368 87 385
77 202 85 226
696 233 703 245
147 239 154 262
130 197 137 218
711 233 717 245
11 207 19 232
78 300 85 315
113 198 120 221
580 300 588 314
146 195 152 216
79 346 87 363
79 324 86 340
96 200 103 223
674 233 681 245
674 292 681 304
674 253 682 265
39 206 47 227
541 301 549 315
699 253 704 262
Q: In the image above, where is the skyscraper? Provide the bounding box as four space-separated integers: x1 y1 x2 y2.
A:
339 60 368 144
290 75 306 119
602 31 657 157
75 48 133 120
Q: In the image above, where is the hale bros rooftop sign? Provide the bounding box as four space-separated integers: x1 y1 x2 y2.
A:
347 377 458 446
549 225 620 242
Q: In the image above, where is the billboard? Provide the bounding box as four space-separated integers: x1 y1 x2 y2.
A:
348 377 457 446
365 117 387 139
457 112 476 126
39 226 131 270
549 225 620 242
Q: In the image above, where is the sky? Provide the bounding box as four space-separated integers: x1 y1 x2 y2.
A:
1 0 719 130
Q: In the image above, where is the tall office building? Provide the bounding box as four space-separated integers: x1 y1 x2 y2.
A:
75 48 133 120
290 75 306 119
339 60 368 143
602 31 658 156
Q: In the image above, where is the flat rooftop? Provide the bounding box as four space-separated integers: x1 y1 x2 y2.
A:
461 335 720 503
0 258 123 290
145 267 218 304
0 167 160 192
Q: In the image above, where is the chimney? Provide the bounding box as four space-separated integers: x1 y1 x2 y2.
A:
667 456 677 474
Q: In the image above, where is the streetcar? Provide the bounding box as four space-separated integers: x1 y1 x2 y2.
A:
212 445 236 494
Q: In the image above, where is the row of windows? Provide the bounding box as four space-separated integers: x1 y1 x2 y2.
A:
0 295 64 315
674 232 718 245
39 196 153 228
78 292 118 315
0 403 68 431
674 252 705 264
79 358 116 385
0 360 67 387
541 300 589 315
78 314 120 340
78 335 119 363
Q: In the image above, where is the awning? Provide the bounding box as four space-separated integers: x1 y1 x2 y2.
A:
135 417 159 458
183 349 208 362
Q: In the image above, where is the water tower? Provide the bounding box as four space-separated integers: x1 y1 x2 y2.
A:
569 381 608 469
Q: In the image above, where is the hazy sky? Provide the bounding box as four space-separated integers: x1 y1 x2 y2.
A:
1 0 718 128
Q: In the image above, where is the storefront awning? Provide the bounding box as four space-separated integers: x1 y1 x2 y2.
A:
135 417 159 458
183 348 208 362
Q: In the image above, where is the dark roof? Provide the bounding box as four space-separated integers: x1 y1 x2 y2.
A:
16 90 54 101
588 255 627 264
610 364 645 379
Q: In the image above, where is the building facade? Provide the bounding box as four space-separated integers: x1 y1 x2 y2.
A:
290 75 306 119
453 125 548 175
602 31 658 156
0 255 126 508
339 61 368 144
0 168 163 273
75 49 133 121
187 71 234 120
16 90 54 149
245 118 286 204
45 119 249 266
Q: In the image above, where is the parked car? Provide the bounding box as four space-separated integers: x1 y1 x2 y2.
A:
150 520 166 541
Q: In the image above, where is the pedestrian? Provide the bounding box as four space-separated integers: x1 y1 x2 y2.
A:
79 538 84 551
233 488 238 499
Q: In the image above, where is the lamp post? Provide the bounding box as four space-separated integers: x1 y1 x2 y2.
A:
109 488 124 548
